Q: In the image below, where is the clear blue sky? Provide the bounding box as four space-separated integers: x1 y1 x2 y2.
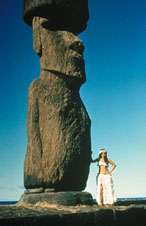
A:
0 0 146 201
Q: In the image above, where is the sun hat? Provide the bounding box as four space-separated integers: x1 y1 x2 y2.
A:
99 148 107 154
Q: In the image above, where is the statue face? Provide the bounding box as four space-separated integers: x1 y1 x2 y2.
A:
33 17 85 83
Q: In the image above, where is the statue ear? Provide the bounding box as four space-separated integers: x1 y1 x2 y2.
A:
32 17 42 56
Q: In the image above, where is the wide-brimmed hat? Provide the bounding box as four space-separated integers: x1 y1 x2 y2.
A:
99 149 107 154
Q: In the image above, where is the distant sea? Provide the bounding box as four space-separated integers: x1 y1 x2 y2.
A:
0 197 146 205
0 201 17 205
117 197 146 202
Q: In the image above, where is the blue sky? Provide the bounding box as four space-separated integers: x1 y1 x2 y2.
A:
0 0 146 201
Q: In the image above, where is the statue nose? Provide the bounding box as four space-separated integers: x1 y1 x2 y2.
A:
70 41 84 54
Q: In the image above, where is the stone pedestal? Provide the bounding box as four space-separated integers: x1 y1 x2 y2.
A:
21 0 91 206
18 191 94 206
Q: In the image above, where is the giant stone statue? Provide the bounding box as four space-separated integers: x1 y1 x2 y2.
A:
19 0 93 205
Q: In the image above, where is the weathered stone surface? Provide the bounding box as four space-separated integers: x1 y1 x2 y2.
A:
23 0 89 33
24 75 91 190
115 206 146 226
0 204 146 226
18 191 94 206
33 17 86 85
45 188 55 192
24 188 44 194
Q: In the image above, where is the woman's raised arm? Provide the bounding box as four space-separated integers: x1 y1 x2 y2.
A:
108 159 116 174
91 158 98 163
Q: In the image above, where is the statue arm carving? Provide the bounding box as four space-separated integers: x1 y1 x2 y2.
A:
27 84 43 158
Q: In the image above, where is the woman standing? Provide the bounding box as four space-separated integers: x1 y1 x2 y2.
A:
91 148 117 207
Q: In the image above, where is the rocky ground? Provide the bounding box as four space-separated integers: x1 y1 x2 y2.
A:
0 203 146 226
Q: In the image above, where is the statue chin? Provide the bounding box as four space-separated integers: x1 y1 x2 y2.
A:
40 59 85 84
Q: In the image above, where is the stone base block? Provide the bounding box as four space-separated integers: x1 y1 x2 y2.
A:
18 191 94 206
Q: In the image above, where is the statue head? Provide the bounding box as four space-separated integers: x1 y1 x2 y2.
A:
33 17 86 84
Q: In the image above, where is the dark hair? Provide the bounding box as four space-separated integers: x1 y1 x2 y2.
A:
97 152 108 164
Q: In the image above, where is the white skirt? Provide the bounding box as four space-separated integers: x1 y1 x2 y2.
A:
96 174 116 205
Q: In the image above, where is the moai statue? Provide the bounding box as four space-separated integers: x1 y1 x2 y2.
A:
20 0 93 205
24 17 91 191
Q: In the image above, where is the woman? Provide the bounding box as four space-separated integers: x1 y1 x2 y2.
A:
91 148 117 207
